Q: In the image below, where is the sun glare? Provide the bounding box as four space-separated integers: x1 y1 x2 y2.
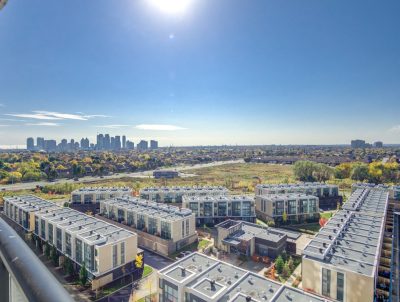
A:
148 0 192 14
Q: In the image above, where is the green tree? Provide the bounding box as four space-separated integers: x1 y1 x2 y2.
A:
282 211 288 224
79 263 88 286
282 262 291 278
350 162 369 181
287 256 294 272
51 246 59 266
275 256 284 274
45 243 51 258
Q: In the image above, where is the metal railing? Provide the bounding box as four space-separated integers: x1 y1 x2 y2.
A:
0 217 74 302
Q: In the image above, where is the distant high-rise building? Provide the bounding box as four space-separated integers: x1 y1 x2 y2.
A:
104 134 111 150
44 140 57 152
122 135 126 149
37 137 45 150
96 134 104 150
110 137 115 150
351 139 366 149
80 138 90 150
115 136 121 150
126 141 134 150
137 140 148 151
150 140 158 149
374 141 383 148
26 137 34 151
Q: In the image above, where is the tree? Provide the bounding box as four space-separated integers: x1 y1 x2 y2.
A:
275 256 284 274
287 256 294 272
282 211 288 224
350 163 369 181
135 254 143 269
312 164 333 182
282 262 291 278
45 243 51 258
319 217 328 227
267 220 276 227
51 246 59 266
7 171 22 183
79 263 88 286
293 161 317 182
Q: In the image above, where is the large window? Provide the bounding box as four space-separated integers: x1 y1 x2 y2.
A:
275 200 284 216
287 200 297 215
232 201 241 216
161 221 171 239
112 244 118 268
35 217 39 234
121 242 125 265
148 217 158 235
84 243 95 271
186 220 189 236
242 201 252 217
48 223 54 244
188 202 199 216
40 219 46 239
164 283 178 302
118 209 125 223
65 233 72 256
127 211 134 227
56 227 62 250
76 239 83 264
137 214 146 230
337 272 344 301
204 202 213 217
218 202 227 217
322 268 331 297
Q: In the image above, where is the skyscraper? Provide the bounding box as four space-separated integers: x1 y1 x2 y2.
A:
26 137 34 151
96 134 104 150
104 134 111 150
150 140 158 149
115 136 121 150
122 135 126 149
137 140 148 151
37 137 45 150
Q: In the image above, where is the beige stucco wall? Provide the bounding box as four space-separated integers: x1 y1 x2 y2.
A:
302 257 375 302
92 273 113 290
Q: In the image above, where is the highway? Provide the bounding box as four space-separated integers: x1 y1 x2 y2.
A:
0 159 244 191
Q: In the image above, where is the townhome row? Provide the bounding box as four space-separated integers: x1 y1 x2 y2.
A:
256 183 341 210
3 195 142 290
70 186 132 213
140 186 228 203
302 187 389 302
182 195 256 226
255 193 319 224
99 197 198 256
158 252 333 302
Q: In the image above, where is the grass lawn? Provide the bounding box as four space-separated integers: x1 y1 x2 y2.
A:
170 238 211 258
142 265 153 278
320 211 335 220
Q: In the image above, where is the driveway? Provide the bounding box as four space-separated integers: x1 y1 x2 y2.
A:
143 249 174 271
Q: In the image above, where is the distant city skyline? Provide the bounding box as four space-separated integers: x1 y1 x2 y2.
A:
1 0 400 147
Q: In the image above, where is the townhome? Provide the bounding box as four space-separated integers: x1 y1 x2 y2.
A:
182 195 256 226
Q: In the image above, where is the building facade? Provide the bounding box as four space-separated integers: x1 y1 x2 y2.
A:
70 187 132 213
302 187 389 302
256 183 341 210
255 193 319 224
158 252 332 302
391 212 400 302
3 195 142 290
182 195 256 226
99 197 197 256
140 186 229 204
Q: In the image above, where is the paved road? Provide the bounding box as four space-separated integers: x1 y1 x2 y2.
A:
143 249 174 270
0 159 243 192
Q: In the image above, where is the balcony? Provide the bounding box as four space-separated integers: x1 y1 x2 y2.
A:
0 218 73 302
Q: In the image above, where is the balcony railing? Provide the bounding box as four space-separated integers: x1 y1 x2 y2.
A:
0 217 74 302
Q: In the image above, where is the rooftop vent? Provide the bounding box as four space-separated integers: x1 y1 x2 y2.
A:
181 268 186 277
246 296 252 302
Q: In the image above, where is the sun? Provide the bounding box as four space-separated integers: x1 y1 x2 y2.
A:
148 0 192 14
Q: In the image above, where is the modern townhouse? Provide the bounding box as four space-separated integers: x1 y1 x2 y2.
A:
158 252 333 302
302 187 389 302
182 195 256 226
256 183 341 210
255 193 319 224
215 220 301 257
140 186 229 203
70 186 132 213
3 195 142 290
99 197 197 256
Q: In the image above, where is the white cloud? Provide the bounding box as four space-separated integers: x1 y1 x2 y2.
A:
96 124 130 129
25 122 60 127
6 111 110 121
135 124 186 131
0 124 10 127
389 125 400 132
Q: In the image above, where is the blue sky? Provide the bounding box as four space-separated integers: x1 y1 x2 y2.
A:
0 0 399 147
